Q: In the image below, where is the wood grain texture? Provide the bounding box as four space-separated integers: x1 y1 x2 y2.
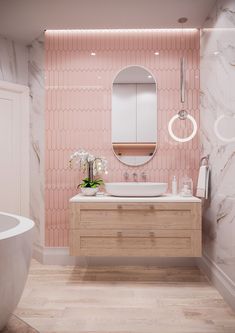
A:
70 202 80 230
1 315 39 333
113 142 156 156
14 260 235 333
70 202 201 257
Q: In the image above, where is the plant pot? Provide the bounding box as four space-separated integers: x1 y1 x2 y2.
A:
80 187 98 196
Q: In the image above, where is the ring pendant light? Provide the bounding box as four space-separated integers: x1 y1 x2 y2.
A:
168 18 198 143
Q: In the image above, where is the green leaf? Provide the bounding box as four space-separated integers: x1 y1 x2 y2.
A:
77 177 104 189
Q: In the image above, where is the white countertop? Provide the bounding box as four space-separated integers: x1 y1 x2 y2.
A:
70 193 201 203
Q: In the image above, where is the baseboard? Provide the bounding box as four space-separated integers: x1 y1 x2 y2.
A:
33 244 86 265
33 244 197 267
197 253 235 311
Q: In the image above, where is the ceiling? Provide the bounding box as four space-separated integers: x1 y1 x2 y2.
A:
0 0 216 45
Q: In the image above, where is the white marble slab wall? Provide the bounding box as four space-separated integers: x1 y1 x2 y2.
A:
0 35 45 248
201 0 235 284
0 35 28 85
28 38 45 247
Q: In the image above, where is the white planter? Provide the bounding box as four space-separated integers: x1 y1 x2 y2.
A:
80 187 98 196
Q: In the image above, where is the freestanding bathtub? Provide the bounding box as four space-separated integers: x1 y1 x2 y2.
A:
0 212 34 330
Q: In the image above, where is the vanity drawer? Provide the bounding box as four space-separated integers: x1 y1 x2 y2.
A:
69 229 201 257
70 202 201 230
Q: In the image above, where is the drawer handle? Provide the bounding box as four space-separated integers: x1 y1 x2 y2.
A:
117 205 122 210
149 232 155 237
117 232 122 237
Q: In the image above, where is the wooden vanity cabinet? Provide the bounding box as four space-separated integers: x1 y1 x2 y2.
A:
69 201 201 257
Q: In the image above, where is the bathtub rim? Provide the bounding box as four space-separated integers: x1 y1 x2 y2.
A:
0 211 34 241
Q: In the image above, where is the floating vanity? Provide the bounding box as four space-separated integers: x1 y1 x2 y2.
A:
69 194 202 257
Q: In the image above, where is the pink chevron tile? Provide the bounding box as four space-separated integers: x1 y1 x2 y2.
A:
45 30 200 247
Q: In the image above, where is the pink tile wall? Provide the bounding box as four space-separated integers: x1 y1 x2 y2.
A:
45 30 200 247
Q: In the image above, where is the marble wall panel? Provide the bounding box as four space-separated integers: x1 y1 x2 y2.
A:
201 0 235 282
0 35 28 85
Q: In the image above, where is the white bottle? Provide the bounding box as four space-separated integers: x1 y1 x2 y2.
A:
172 176 177 195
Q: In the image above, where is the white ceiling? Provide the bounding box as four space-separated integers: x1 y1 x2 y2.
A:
0 0 216 45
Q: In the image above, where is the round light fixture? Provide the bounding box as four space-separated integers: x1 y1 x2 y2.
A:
178 17 188 24
214 114 235 143
90 52 96 56
154 51 159 55
168 112 198 143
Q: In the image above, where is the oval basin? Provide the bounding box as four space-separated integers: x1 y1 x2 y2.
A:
105 182 168 197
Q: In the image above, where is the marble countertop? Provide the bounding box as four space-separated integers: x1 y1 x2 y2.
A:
70 193 201 203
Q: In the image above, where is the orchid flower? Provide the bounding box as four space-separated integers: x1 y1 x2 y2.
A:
69 149 108 178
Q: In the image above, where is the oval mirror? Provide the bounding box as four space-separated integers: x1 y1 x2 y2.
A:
112 66 157 166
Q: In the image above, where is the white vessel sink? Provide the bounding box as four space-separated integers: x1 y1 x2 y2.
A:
105 182 168 197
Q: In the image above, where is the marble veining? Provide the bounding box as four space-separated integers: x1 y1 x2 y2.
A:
0 34 45 249
0 35 28 85
28 38 45 247
201 0 235 282
0 35 44 248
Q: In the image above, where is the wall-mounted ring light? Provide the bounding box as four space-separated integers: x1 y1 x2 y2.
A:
168 22 197 142
167 58 198 143
214 114 235 143
168 110 198 143
168 18 198 143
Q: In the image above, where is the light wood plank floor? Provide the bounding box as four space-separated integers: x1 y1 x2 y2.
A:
14 260 235 333
1 315 39 333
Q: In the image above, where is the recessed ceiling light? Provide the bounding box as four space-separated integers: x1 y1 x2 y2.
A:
90 52 96 56
148 75 152 79
178 17 188 24
213 51 220 55
154 51 159 55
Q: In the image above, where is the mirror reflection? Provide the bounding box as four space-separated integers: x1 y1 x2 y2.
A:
112 66 157 166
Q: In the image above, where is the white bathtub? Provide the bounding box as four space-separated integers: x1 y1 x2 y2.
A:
0 212 34 330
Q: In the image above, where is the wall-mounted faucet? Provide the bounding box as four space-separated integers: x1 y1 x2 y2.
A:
141 172 147 182
123 172 129 181
133 172 138 182
124 172 147 182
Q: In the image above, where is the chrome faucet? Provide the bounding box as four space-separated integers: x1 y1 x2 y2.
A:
123 172 129 181
141 172 147 182
133 172 138 182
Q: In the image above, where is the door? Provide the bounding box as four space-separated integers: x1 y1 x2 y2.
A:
136 83 157 143
112 84 137 143
0 81 29 216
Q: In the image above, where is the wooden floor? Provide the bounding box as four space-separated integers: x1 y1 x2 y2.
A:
14 260 235 333
1 315 39 333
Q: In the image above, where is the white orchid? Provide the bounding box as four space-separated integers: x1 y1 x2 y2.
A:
69 149 108 180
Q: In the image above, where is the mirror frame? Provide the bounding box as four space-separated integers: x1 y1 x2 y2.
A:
111 65 158 167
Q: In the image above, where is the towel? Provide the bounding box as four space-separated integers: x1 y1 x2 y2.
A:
196 165 210 199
